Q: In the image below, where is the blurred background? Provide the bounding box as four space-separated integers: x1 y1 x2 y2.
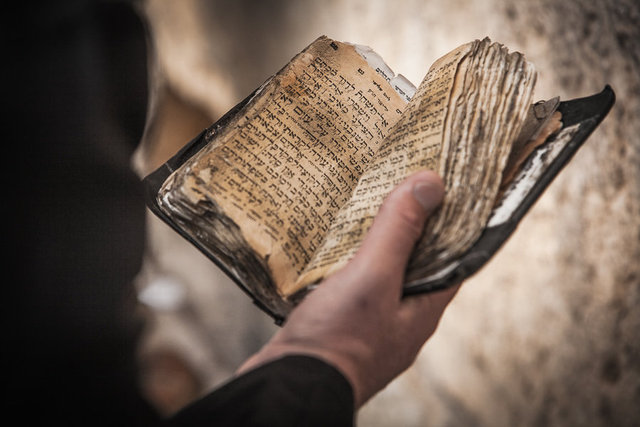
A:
130 0 640 425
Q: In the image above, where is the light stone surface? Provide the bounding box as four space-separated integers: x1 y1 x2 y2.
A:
134 0 640 424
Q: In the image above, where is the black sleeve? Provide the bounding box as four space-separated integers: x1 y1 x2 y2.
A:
169 355 355 427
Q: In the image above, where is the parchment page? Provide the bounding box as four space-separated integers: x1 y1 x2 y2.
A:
294 43 474 288
159 36 407 297
406 40 536 280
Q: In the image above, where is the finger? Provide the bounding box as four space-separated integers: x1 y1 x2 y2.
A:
351 171 444 290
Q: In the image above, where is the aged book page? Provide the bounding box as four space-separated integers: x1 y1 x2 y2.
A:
296 39 537 290
294 42 474 289
158 36 407 300
407 40 537 281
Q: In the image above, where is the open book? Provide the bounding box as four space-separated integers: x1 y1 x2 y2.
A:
143 36 614 323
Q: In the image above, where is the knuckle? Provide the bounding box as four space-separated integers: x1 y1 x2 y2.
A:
395 207 425 237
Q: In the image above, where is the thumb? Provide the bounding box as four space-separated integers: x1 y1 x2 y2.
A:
352 170 444 287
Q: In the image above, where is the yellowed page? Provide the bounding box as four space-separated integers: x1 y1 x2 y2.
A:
295 43 474 289
406 40 536 280
159 36 407 297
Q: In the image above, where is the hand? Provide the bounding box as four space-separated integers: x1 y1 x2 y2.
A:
237 170 460 407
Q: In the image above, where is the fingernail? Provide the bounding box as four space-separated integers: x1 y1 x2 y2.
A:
413 180 444 212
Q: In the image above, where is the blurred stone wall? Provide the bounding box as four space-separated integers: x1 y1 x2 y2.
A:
133 0 639 424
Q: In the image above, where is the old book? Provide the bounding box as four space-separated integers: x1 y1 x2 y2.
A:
143 36 614 323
